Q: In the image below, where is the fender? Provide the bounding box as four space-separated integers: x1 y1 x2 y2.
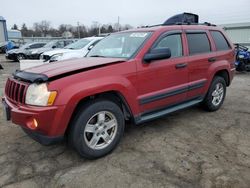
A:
48 75 139 135
205 59 231 92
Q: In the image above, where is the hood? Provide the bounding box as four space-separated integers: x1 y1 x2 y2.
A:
14 57 126 83
43 48 73 56
7 49 19 54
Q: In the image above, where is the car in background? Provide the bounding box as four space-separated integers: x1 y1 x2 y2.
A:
5 42 46 61
0 41 18 53
28 39 76 59
40 37 103 62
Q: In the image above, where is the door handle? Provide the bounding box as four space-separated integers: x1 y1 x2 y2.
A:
175 63 187 69
208 57 216 62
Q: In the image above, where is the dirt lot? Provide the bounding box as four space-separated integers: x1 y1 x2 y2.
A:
0 55 250 188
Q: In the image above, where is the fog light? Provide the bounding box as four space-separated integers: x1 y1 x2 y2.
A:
26 118 38 130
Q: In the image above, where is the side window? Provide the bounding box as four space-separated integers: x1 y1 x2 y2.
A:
154 34 183 58
30 43 43 48
65 40 73 46
29 44 37 49
187 33 211 55
56 41 65 48
210 31 231 51
38 43 45 47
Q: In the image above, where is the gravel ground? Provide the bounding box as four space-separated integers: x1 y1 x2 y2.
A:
0 55 250 188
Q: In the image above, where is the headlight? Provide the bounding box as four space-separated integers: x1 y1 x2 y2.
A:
50 53 63 62
25 83 57 106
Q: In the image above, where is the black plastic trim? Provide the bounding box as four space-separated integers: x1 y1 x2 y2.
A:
185 30 207 34
139 80 206 105
135 95 204 124
22 128 64 145
13 70 48 83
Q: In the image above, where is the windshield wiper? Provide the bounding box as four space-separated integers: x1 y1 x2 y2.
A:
89 55 107 58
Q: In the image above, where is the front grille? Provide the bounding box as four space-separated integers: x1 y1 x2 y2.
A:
5 78 28 104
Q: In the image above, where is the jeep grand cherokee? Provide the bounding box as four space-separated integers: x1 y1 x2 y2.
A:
2 14 235 159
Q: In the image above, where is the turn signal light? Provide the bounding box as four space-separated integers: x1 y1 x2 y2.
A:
47 91 57 106
26 118 38 130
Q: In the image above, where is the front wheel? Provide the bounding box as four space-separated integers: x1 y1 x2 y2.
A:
17 54 25 62
69 99 125 159
203 76 226 111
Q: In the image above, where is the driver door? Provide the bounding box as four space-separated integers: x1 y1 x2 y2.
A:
137 31 188 113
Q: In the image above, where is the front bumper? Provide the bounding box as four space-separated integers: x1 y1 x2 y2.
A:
2 97 65 145
22 128 64 145
5 53 16 60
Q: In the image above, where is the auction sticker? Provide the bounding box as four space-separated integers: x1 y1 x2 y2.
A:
130 33 148 37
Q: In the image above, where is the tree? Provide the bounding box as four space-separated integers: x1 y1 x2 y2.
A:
107 25 114 33
122 24 133 30
20 23 29 37
11 24 18 30
33 20 51 37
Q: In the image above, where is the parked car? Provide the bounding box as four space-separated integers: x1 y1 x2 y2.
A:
40 37 103 62
5 42 46 61
0 41 19 53
28 39 76 59
2 13 235 159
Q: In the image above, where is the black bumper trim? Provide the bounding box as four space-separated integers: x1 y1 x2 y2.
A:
22 128 64 145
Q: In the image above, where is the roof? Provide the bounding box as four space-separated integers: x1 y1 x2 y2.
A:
0 16 6 21
119 24 219 33
220 22 250 29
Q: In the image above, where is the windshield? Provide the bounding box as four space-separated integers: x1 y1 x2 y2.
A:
87 32 151 58
43 41 57 48
65 39 91 50
20 43 33 49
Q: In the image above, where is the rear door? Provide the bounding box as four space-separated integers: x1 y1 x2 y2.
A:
137 31 189 113
184 30 216 99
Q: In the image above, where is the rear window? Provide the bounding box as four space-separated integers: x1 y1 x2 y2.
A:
210 31 231 51
187 33 211 55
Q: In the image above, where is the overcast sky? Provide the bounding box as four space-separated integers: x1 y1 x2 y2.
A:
1 0 250 29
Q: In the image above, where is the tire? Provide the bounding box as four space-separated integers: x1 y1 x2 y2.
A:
203 76 226 112
68 99 125 159
17 54 25 62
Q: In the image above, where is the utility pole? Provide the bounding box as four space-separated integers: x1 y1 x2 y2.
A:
117 16 120 31
77 22 80 39
98 25 101 36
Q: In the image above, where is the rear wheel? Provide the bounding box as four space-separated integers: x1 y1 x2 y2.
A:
203 76 226 111
69 99 125 159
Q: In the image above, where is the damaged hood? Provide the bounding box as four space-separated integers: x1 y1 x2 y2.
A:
13 57 126 83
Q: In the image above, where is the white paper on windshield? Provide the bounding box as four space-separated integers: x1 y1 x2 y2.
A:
130 33 148 38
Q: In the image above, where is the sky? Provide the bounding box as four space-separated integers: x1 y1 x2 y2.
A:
0 0 250 29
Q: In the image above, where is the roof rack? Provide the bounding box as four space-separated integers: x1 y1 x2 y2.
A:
141 13 216 28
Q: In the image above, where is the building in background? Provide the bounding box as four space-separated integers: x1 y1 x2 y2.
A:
220 22 250 48
0 16 8 43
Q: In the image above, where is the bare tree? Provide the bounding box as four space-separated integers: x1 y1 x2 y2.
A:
33 20 51 37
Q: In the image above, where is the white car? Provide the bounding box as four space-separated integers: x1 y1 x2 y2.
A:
40 37 103 62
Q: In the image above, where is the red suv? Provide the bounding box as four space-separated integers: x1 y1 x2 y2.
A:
2 15 235 159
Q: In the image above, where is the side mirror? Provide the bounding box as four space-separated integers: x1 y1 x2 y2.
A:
25 47 30 50
88 45 94 51
52 45 57 49
144 48 171 63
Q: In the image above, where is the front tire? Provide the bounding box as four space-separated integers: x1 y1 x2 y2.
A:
69 99 125 159
203 76 226 112
17 54 26 62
